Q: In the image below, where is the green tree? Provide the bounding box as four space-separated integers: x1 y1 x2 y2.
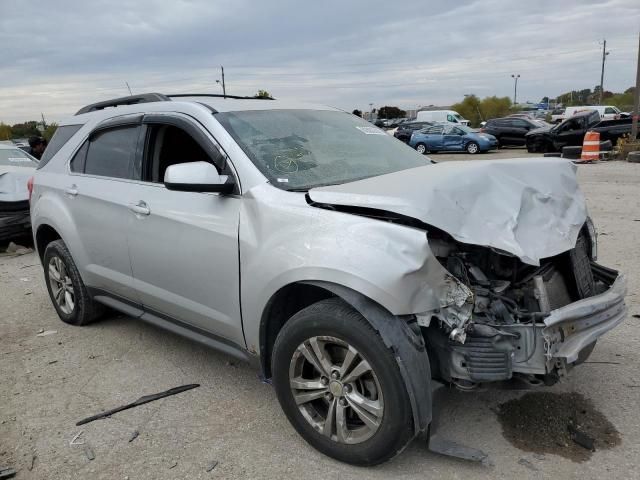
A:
43 122 58 142
10 121 40 139
451 95 514 127
377 106 406 119
254 89 273 99
0 123 11 141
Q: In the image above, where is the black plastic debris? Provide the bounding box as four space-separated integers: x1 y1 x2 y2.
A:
568 424 595 451
76 384 200 426
0 467 16 479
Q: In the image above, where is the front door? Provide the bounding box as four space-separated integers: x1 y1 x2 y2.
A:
126 115 244 346
443 126 464 150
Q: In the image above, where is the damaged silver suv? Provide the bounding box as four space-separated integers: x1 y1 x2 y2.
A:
30 93 627 466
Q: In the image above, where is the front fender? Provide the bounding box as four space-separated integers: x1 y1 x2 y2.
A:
240 184 472 353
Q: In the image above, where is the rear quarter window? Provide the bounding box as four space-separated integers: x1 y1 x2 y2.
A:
37 124 83 168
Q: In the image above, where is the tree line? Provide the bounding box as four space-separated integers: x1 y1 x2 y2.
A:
0 121 58 142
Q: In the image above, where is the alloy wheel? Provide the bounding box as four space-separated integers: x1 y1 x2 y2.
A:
289 336 384 444
467 142 479 154
48 256 75 315
416 144 427 154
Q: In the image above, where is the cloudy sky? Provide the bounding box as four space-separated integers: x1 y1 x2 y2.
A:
1 0 639 123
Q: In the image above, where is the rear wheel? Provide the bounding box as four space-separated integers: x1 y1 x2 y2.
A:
466 141 480 154
43 240 104 326
272 298 413 465
415 143 428 154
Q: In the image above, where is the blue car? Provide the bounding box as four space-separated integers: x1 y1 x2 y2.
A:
409 124 498 154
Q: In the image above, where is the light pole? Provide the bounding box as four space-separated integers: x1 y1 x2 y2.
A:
369 103 374 121
599 40 610 105
511 74 520 105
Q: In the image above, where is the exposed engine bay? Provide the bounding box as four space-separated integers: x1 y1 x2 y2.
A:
422 225 621 388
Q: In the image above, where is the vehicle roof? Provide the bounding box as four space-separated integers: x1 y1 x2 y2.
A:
62 94 342 126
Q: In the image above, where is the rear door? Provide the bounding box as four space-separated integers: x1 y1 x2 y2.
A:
423 125 444 150
510 119 531 145
125 113 244 346
64 117 143 299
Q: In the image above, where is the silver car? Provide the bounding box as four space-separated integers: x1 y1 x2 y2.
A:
30 93 626 465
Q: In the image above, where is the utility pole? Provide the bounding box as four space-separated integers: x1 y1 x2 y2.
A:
125 81 133 95
632 32 640 140
369 103 373 120
599 39 610 105
40 112 47 130
511 74 520 105
221 66 226 97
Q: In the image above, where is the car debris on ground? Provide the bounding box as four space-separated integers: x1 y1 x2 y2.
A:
76 384 200 426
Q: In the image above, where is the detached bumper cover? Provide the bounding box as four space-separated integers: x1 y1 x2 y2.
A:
543 274 627 365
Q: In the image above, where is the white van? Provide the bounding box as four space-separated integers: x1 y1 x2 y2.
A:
564 105 622 121
416 110 470 125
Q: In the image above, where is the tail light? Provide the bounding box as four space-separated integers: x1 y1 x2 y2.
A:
27 176 34 202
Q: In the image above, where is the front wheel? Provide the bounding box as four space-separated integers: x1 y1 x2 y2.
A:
415 143 428 154
272 298 414 466
466 141 480 154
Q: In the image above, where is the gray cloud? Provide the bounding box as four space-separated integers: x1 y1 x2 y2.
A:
1 0 638 122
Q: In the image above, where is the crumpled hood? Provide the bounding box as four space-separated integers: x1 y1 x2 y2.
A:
0 166 34 202
308 158 587 266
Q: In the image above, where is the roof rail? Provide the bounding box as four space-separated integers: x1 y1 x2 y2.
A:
167 93 275 100
75 93 171 115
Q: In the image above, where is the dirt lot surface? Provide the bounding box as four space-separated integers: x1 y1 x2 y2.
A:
1 153 639 479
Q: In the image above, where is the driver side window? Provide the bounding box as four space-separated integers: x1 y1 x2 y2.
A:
142 124 225 183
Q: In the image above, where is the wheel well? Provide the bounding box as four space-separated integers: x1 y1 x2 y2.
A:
35 224 61 261
259 283 334 378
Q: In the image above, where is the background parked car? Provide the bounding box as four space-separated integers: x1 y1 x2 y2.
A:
0 145 38 242
525 110 632 152
410 124 497 154
481 117 549 147
550 108 566 123
415 110 470 125
393 121 433 143
564 105 624 121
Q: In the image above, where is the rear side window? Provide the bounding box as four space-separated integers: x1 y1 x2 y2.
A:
84 126 140 179
37 124 82 168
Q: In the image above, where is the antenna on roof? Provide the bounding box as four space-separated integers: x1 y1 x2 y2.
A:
125 82 133 95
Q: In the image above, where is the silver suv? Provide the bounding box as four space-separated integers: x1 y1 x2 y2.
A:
30 93 627 465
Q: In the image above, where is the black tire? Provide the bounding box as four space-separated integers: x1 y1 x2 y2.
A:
465 141 480 154
43 239 104 326
272 298 413 466
628 151 640 163
414 143 428 155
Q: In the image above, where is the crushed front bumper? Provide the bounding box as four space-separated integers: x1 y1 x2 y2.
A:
425 272 627 383
542 274 627 371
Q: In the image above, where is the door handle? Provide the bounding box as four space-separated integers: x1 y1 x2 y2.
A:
65 185 78 197
129 201 150 216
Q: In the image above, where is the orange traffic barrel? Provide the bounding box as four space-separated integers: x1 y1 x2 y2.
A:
579 131 600 163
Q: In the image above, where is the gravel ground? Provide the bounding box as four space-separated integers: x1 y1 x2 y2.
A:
1 153 639 479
